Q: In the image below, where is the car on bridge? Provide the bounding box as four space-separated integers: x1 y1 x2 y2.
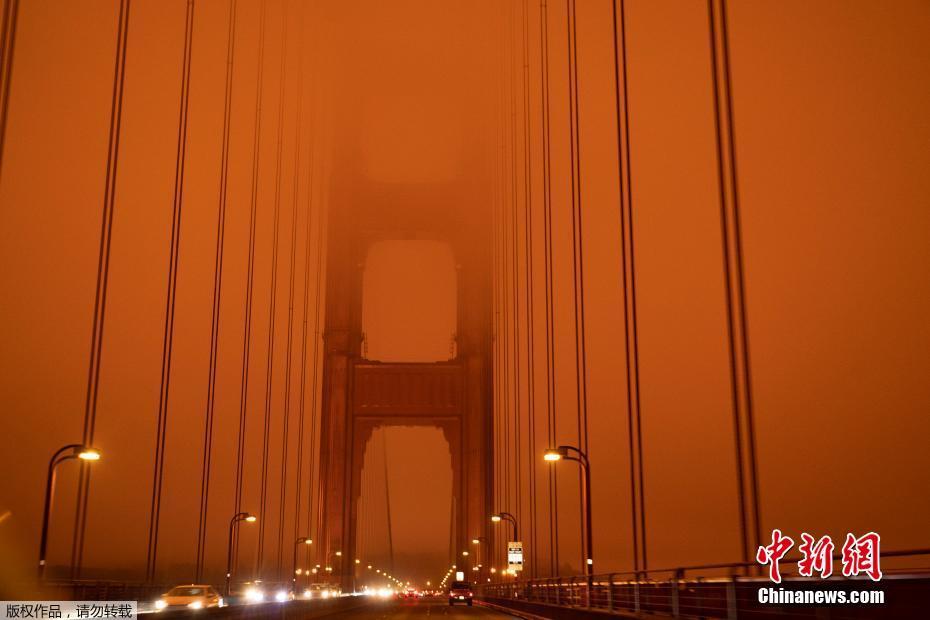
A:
154 585 223 611
303 583 340 599
448 580 473 606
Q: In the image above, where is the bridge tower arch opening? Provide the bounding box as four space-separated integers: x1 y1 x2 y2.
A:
361 239 457 363
355 425 455 585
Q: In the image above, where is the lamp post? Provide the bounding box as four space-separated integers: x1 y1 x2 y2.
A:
544 446 594 576
225 512 256 596
330 550 341 585
491 513 518 581
292 537 312 589
490 512 518 541
38 444 101 579
471 537 486 581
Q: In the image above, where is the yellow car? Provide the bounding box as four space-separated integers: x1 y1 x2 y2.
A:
154 585 223 611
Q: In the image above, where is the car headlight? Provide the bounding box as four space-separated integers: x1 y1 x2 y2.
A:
245 588 264 602
302 589 312 599
275 590 288 602
187 601 203 609
154 600 167 610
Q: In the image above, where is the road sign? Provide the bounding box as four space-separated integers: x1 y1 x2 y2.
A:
507 541 524 572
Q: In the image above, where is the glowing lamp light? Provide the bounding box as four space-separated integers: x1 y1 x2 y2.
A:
78 448 101 461
490 515 502 523
245 515 257 522
543 448 563 462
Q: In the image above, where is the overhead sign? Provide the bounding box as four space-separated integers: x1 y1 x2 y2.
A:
455 571 464 581
507 541 524 572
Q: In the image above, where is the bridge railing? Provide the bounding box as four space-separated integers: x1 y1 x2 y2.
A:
478 548 930 618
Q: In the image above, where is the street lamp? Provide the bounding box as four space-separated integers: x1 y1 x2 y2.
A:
38 444 102 579
226 512 257 595
293 537 312 586
490 512 518 540
471 536 487 579
544 445 594 576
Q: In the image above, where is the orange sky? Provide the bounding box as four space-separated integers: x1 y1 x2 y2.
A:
1 0 929 591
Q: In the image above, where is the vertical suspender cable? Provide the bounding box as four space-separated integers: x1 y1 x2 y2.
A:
195 0 238 583
382 432 394 573
492 25 503 571
565 0 591 572
538 0 559 577
277 0 304 581
293 0 314 561
256 1 288 577
232 0 268 576
499 1 513 546
520 0 538 579
308 147 326 566
145 0 197 583
611 0 647 573
707 0 761 567
71 0 132 579
0 0 20 180
508 0 523 559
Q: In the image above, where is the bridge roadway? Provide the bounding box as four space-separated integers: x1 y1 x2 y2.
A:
316 598 516 619
149 597 519 620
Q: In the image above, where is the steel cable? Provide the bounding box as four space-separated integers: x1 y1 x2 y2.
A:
610 0 648 574
538 0 560 577
71 0 132 579
195 0 238 583
145 0 197 583
0 0 20 181
256 0 289 577
232 0 268 576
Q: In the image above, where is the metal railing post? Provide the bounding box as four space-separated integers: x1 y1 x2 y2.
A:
606 574 613 612
634 581 640 614
726 579 738 620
